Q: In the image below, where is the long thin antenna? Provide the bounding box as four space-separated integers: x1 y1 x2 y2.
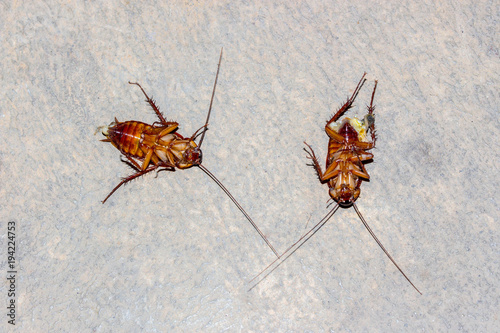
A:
248 204 340 291
353 203 422 294
198 47 223 148
198 163 280 258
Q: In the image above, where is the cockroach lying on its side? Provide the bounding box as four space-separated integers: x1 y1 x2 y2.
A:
99 49 279 258
250 74 421 294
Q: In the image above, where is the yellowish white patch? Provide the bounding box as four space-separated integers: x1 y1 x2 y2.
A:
327 114 374 142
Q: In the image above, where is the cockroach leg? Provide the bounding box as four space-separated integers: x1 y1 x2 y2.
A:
303 141 326 183
128 81 168 125
124 154 143 171
367 80 378 144
327 73 367 127
102 164 159 204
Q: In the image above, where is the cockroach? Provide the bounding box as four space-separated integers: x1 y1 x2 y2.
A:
250 73 421 294
99 49 280 258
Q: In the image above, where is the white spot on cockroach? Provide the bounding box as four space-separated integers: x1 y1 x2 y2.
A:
327 114 374 142
94 125 109 136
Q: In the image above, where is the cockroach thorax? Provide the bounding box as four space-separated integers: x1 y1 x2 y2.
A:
327 114 374 143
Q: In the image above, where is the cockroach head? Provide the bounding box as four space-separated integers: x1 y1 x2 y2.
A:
338 200 354 208
184 146 203 166
330 185 360 207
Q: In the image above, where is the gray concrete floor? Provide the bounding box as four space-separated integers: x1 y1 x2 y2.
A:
1 1 498 332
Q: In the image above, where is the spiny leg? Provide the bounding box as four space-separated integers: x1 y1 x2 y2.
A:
123 154 175 173
367 80 378 145
327 73 367 127
352 150 372 180
197 47 223 148
102 164 159 204
128 81 168 125
304 141 325 183
122 154 143 172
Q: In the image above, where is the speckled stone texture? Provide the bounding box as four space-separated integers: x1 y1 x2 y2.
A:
1 1 498 331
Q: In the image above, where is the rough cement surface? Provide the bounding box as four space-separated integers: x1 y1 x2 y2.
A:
1 1 498 331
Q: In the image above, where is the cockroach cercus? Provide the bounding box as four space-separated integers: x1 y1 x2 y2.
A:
249 73 421 294
99 49 280 258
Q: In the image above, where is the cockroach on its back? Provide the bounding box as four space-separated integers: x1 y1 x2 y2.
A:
99 49 280 258
250 73 421 294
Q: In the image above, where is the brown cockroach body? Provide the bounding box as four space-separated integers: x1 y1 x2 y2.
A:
100 49 280 258
250 74 421 294
304 73 375 207
101 114 202 196
103 119 200 171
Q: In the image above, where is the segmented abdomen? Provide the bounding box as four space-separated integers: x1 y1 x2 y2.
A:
107 121 151 159
326 141 372 204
